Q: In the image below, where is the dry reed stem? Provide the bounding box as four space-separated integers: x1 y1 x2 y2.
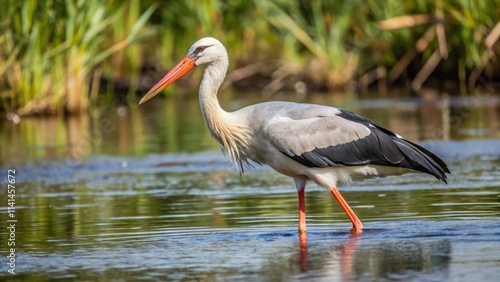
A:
379 14 434 30
411 49 442 91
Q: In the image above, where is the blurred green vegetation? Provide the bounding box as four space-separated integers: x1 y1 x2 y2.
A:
0 0 499 116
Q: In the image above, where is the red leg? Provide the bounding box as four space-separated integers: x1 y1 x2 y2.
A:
298 189 306 235
329 186 363 233
295 179 307 236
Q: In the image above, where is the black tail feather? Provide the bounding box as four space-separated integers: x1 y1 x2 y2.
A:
395 139 450 183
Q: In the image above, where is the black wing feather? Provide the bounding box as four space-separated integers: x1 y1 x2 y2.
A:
286 110 450 183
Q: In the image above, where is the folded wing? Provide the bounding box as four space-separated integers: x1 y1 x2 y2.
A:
266 107 450 183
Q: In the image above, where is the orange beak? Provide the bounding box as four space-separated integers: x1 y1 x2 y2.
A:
139 55 196 105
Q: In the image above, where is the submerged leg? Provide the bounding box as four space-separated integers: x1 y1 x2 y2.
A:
329 186 363 233
295 179 307 236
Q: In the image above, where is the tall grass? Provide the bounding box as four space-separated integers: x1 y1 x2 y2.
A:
253 0 364 90
0 0 498 116
252 0 499 92
368 0 500 92
0 0 156 115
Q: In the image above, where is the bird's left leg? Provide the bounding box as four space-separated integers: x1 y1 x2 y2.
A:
294 179 307 236
329 186 363 233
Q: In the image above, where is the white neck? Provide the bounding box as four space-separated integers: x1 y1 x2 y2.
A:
198 56 251 170
199 57 229 123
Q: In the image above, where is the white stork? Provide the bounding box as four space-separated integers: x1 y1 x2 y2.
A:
139 37 449 236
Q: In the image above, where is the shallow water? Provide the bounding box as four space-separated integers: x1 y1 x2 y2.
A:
0 94 499 281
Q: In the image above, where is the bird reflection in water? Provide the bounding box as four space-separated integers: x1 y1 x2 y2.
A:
293 233 451 280
298 232 362 279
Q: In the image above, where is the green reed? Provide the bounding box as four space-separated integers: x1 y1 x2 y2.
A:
0 0 498 116
0 0 156 115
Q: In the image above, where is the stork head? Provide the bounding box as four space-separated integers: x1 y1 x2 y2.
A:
188 37 227 66
139 37 227 105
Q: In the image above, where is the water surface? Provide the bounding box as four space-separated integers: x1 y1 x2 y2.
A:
0 94 499 281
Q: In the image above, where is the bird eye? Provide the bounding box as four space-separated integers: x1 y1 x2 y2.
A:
196 46 206 52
